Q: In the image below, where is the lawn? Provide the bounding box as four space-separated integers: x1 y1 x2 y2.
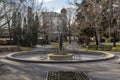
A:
0 46 31 53
85 43 120 52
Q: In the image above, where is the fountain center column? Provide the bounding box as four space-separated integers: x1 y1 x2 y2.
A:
59 32 63 53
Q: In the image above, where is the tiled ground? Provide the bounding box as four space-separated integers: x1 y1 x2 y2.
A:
0 45 120 80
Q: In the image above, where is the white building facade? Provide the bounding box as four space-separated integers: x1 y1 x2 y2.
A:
40 8 67 41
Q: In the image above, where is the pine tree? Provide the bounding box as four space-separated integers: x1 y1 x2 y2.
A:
12 12 22 46
22 7 39 47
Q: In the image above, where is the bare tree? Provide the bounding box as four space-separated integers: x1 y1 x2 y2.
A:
0 0 43 46
66 7 76 44
75 0 120 47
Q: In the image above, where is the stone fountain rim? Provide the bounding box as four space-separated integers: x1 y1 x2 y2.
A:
6 50 115 63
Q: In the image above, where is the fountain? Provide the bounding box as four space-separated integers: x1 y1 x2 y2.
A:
6 48 115 63
48 31 73 60
6 8 115 63
47 8 74 60
6 33 115 63
6 27 115 62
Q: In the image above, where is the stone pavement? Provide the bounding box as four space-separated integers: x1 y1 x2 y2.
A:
0 44 120 80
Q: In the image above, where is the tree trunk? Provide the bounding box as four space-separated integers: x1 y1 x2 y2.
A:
95 25 101 48
96 30 101 47
95 34 98 47
113 31 116 47
7 21 12 45
68 34 71 44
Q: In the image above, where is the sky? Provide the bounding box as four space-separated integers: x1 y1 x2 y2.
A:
36 0 82 12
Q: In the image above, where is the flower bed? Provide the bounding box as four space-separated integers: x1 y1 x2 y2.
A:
47 71 91 80
0 64 6 74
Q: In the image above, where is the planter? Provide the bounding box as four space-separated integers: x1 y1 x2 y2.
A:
48 53 73 60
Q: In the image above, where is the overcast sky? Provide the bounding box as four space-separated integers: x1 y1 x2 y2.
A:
36 0 82 12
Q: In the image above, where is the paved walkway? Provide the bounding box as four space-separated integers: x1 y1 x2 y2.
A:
0 44 120 80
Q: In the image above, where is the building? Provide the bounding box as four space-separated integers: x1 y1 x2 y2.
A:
39 8 67 41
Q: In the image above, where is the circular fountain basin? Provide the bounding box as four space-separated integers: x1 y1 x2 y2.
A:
6 50 115 63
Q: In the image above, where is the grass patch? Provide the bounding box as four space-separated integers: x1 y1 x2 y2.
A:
111 47 120 52
102 43 120 47
102 43 120 51
52 45 65 50
52 45 59 49
85 43 120 52
85 45 112 51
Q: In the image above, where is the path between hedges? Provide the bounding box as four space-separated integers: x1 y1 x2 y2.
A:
0 44 120 80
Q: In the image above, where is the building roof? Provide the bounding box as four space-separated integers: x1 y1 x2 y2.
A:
42 12 62 17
